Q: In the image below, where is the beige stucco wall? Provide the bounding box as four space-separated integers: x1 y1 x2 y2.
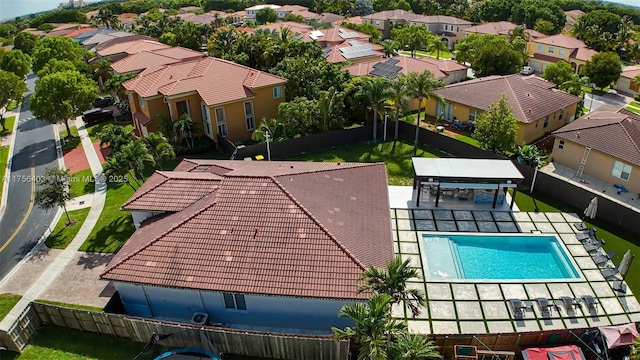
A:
614 76 638 95
552 138 640 194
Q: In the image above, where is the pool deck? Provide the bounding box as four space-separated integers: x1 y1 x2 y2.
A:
388 186 640 336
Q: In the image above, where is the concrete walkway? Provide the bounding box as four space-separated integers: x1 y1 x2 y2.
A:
0 117 107 331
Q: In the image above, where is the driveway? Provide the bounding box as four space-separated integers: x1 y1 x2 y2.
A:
584 90 631 112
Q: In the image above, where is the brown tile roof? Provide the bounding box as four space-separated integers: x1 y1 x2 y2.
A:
339 16 362 25
97 39 170 57
535 33 585 49
571 47 598 62
620 65 640 79
316 13 344 24
463 21 546 39
102 160 393 300
553 105 640 166
254 21 313 35
177 13 216 25
435 74 580 124
412 15 471 26
345 56 448 79
64 27 98 37
111 47 204 74
91 34 156 51
119 12 139 19
123 57 286 105
362 10 421 22
122 171 222 211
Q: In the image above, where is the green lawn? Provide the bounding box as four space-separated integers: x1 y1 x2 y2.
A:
45 208 91 249
0 294 21 321
69 168 95 197
7 100 18 111
0 146 8 188
512 188 640 297
285 140 450 186
630 101 640 108
1 115 16 137
34 300 102 312
399 49 452 59
60 126 81 152
79 181 136 253
626 106 640 114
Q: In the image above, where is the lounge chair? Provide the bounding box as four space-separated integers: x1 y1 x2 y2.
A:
573 222 587 231
458 189 470 200
601 265 620 280
584 239 605 253
582 295 598 312
536 297 556 317
509 299 529 318
592 251 615 266
576 229 596 242
560 296 580 312
612 280 627 294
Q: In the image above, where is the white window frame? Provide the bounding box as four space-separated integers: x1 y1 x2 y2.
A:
548 46 554 54
537 44 543 51
201 101 213 139
222 293 247 310
559 49 565 56
468 109 478 122
177 100 190 117
138 96 146 110
558 140 564 149
215 106 228 138
611 160 632 181
543 116 549 128
244 101 255 131
273 86 282 99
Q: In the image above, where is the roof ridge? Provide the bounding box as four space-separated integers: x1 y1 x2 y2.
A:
270 176 368 272
619 114 640 157
104 193 219 275
505 76 526 119
121 171 169 208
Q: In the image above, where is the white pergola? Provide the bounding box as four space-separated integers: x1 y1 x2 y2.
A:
412 158 525 208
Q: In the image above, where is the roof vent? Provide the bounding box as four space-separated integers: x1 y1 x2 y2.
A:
576 131 580 138
528 109 532 113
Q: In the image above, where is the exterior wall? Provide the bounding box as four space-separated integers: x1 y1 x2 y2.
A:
145 97 168 134
528 58 553 74
614 76 638 95
114 282 357 332
443 69 467 85
551 138 640 194
131 210 163 229
532 43 572 62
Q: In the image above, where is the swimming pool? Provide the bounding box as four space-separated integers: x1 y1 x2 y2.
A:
420 234 581 280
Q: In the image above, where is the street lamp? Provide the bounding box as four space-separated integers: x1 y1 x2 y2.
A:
265 130 271 161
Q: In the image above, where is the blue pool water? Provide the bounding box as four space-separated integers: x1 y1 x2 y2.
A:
420 234 581 280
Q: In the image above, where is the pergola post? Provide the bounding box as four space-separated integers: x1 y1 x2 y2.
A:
510 187 517 209
491 188 499 208
435 186 441 208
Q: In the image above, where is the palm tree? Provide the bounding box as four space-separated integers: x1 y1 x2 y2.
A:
362 77 392 142
388 333 443 360
121 139 155 183
207 28 238 58
427 38 448 59
389 75 408 140
104 73 135 101
453 41 473 65
97 8 118 29
158 113 177 143
332 292 407 360
92 58 112 93
143 132 175 170
405 70 444 154
631 336 640 360
318 86 339 132
102 153 138 190
380 39 399 58
358 256 426 318
173 114 200 150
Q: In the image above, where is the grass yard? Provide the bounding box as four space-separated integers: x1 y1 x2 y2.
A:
60 126 81 151
1 115 16 137
79 181 136 253
399 49 452 59
86 120 134 144
512 188 640 297
0 146 8 186
69 168 95 196
45 207 91 249
0 294 21 321
285 140 450 186
7 100 17 111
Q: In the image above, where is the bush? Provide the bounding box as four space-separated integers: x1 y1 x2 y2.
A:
174 136 215 155
634 94 640 101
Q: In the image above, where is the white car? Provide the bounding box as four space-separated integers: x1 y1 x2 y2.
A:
521 66 534 75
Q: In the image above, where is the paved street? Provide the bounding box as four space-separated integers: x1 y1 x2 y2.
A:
584 91 631 113
0 73 58 280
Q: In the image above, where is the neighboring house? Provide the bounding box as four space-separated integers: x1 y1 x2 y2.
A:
95 39 170 62
118 12 139 29
81 30 144 50
253 23 370 48
64 27 98 38
177 12 217 25
276 4 313 19
244 4 281 21
564 9 585 30
551 105 640 194
345 56 467 85
614 65 640 96
410 15 472 49
361 10 422 38
123 56 287 143
45 23 91 37
110 46 205 75
179 6 202 13
324 40 384 64
426 74 580 143
461 21 546 42
102 160 393 333
337 15 362 26
528 33 597 74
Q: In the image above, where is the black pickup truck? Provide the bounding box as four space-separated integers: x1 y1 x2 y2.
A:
82 108 114 124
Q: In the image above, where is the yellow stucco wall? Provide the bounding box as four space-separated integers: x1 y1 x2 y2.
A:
552 138 640 194
531 43 572 62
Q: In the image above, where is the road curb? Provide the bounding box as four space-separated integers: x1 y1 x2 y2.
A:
0 103 22 221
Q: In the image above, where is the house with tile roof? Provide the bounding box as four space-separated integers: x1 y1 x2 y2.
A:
96 39 171 62
101 159 393 332
409 15 472 49
345 56 467 85
362 10 422 38
461 21 546 41
82 31 149 51
244 4 281 21
324 40 384 64
528 33 597 75
424 74 580 143
110 46 205 75
123 56 287 143
614 65 640 96
551 105 640 194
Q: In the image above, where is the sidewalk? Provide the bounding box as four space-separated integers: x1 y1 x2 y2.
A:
0 117 107 331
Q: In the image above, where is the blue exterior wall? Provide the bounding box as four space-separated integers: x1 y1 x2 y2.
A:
114 282 357 333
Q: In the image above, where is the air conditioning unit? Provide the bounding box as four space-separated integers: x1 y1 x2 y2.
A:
191 312 208 325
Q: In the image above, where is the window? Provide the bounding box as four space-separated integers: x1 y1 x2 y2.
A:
558 140 564 149
201 102 212 139
559 49 565 56
244 101 255 130
273 86 282 99
543 116 549 128
468 109 478 122
611 161 632 181
537 44 543 51
548 46 554 54
138 96 145 110
214 107 228 137
177 100 190 117
375 21 380 26
535 120 539 128
558 110 563 121
223 293 247 310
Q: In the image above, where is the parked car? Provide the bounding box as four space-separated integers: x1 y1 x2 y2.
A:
93 96 114 108
82 108 113 124
520 66 534 75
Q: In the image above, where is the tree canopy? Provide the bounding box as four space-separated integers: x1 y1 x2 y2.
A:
272 56 351 101
572 10 627 52
581 52 622 89
473 93 519 155
13 31 39 55
0 70 27 131
31 36 89 74
455 34 522 77
34 167 74 225
391 24 435 57
256 7 278 24
542 60 575 86
0 49 31 78
511 0 566 34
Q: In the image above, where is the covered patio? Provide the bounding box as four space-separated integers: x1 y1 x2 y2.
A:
412 158 525 209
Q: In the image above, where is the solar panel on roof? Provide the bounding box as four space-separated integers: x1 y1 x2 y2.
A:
386 58 400 65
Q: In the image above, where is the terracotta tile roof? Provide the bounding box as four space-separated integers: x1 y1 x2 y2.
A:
345 56 447 79
133 111 152 126
119 12 139 19
535 33 586 49
111 47 204 74
317 26 370 43
254 21 313 36
463 21 546 39
435 74 580 124
123 57 286 105
339 16 362 25
64 27 98 38
88 33 153 49
97 39 170 57
316 13 344 23
571 47 598 62
324 40 384 63
122 171 222 211
412 15 471 26
620 65 640 79
553 105 640 166
362 10 421 22
102 160 393 300
177 13 216 25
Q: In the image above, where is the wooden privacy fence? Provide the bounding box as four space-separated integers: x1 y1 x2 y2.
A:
0 302 349 360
